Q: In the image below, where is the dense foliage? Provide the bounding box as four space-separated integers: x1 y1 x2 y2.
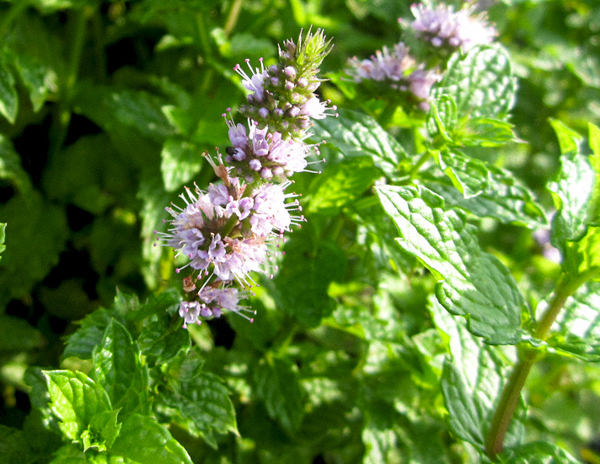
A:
1 0 599 463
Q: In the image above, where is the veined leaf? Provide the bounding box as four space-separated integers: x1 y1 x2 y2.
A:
432 149 492 199
311 108 408 174
92 319 149 417
43 370 111 443
254 356 305 434
500 441 581 463
376 185 525 344
432 45 517 120
548 120 595 249
432 299 523 451
110 414 193 464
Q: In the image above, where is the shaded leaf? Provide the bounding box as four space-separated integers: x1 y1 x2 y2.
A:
0 52 18 124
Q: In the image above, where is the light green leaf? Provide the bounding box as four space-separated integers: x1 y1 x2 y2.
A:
432 45 517 120
0 223 5 261
432 149 492 199
82 410 121 452
499 441 581 463
254 356 305 434
588 122 600 225
43 370 111 443
92 319 149 417
307 156 382 215
548 120 595 249
0 52 18 124
432 299 523 451
376 185 525 344
0 135 32 196
311 108 408 174
110 414 193 464
546 281 600 361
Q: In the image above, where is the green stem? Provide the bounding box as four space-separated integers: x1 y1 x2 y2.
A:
484 273 587 459
224 0 243 37
409 151 432 179
377 102 398 128
0 0 29 37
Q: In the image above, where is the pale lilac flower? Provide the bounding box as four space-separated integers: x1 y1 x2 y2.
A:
179 286 256 327
408 3 496 53
234 58 268 102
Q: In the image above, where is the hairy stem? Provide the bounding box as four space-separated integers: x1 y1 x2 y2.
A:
484 273 588 458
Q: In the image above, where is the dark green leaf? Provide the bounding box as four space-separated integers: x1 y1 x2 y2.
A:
92 319 149 416
0 314 45 351
110 414 193 464
138 313 191 365
62 309 114 360
376 185 525 344
0 425 35 464
254 356 305 434
0 223 5 261
312 108 408 174
160 137 204 192
307 156 381 215
43 370 111 442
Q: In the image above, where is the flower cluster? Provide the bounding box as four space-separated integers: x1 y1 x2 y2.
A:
156 30 334 328
345 2 497 111
408 3 496 54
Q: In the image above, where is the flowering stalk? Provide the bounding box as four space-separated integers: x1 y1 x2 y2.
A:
155 29 335 328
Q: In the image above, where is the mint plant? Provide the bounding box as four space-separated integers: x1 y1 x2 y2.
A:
1 1 599 463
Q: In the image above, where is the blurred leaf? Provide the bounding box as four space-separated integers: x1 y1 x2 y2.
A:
432 299 523 452
0 190 68 306
0 425 35 464
500 441 581 463
0 135 32 196
43 370 112 443
27 0 99 13
0 52 18 124
160 137 204 192
0 223 5 261
254 356 305 434
161 371 238 448
432 45 517 120
307 156 381 215
312 108 408 174
546 281 600 361
548 120 595 250
376 185 525 344
0 314 45 351
272 224 346 327
92 319 149 417
110 414 193 464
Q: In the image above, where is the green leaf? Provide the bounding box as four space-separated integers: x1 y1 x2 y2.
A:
0 190 68 306
546 281 600 361
548 120 595 249
307 156 381 215
0 134 33 194
92 319 149 417
43 370 111 443
376 185 525 344
0 52 18 124
0 314 45 351
432 299 523 452
82 410 121 452
138 313 191 365
272 223 346 327
160 137 204 192
0 425 35 464
110 414 193 464
432 45 517 120
254 356 305 434
432 149 492 199
426 168 547 228
161 372 238 447
0 223 5 261
499 441 581 463
587 123 600 225
62 309 114 360
311 108 408 174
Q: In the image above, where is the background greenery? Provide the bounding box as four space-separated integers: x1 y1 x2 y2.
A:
0 0 599 463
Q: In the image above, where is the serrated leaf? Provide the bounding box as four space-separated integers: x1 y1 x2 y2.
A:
62 309 114 360
161 372 238 447
433 149 492 198
426 168 547 228
0 52 18 123
311 108 408 174
92 319 149 417
82 410 121 452
432 45 516 120
110 414 193 464
546 281 600 361
0 314 45 351
43 370 111 443
432 299 523 451
254 356 305 434
376 185 525 344
138 313 191 364
307 156 381 215
548 120 595 250
272 224 346 327
500 441 581 463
